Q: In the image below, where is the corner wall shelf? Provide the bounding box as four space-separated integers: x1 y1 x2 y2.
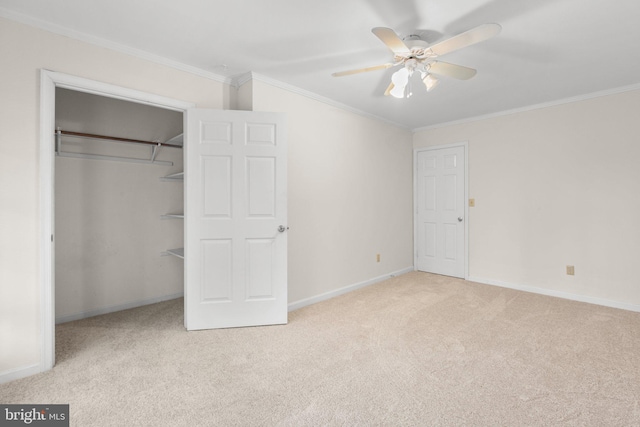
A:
163 248 184 259
161 169 184 260
160 214 184 219
160 171 184 182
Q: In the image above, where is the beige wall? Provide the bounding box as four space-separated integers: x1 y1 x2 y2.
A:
0 17 225 377
251 80 415 303
414 89 640 308
0 18 415 380
236 78 253 111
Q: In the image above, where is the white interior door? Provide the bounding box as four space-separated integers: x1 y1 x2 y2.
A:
415 145 465 278
185 109 287 330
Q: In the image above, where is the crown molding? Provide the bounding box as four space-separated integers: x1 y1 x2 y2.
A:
413 82 640 133
232 72 254 88
0 7 232 85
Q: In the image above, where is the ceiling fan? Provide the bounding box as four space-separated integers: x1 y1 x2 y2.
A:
332 23 501 98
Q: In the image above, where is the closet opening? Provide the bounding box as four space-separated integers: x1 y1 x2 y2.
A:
53 87 185 355
40 71 196 371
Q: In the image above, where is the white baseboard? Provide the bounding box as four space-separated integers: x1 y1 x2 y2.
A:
468 276 640 313
55 292 184 324
0 363 42 385
288 266 415 312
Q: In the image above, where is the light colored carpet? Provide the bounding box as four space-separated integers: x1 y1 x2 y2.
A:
2 272 640 426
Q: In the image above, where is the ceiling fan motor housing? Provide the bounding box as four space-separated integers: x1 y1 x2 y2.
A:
397 38 433 62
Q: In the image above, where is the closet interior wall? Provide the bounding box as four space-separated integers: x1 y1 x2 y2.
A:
54 88 184 323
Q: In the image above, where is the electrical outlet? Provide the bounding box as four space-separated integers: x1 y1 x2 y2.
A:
376 254 380 263
566 265 575 275
469 198 475 207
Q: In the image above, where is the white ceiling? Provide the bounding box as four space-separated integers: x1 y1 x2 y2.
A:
2 0 640 130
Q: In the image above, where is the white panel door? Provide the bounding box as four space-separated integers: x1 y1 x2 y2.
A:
185 109 287 330
416 146 465 278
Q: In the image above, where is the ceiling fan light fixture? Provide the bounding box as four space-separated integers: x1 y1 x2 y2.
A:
389 83 406 98
390 67 409 98
422 73 439 92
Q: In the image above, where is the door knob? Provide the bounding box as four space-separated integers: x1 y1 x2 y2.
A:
278 225 289 232
458 217 463 222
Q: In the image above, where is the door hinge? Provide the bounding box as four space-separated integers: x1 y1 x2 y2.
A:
51 234 54 242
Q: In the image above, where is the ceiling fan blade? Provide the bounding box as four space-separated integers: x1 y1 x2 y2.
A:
332 63 394 77
428 23 501 56
428 61 477 80
372 27 411 56
384 82 395 96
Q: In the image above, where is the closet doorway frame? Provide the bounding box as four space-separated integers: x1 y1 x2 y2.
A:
39 70 195 373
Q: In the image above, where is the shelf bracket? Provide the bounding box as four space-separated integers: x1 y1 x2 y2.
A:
150 142 161 162
55 128 61 154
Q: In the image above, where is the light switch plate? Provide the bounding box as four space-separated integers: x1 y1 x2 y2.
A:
469 198 475 207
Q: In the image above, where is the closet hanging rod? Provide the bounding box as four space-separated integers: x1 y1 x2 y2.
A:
55 129 174 166
55 130 183 148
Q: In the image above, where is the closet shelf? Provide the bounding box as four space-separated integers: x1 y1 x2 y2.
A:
165 248 184 259
165 133 183 146
55 129 181 167
160 214 184 219
160 171 184 181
